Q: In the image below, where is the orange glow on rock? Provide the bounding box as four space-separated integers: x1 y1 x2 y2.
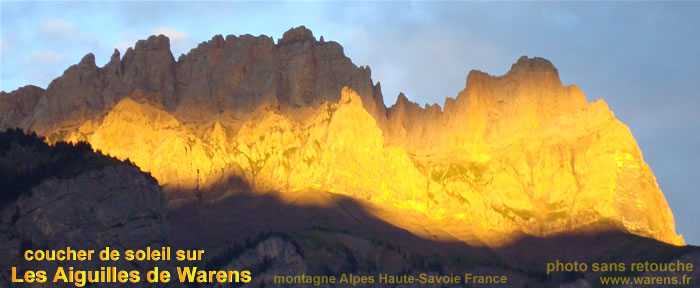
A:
53 87 683 247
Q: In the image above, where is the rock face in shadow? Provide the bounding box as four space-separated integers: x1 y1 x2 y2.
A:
0 130 171 286
167 182 700 288
0 26 384 137
0 27 684 247
174 26 385 123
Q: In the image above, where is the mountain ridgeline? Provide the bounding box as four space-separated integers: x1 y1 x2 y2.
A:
0 26 684 248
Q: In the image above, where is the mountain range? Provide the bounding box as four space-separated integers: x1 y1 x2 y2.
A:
1 26 697 287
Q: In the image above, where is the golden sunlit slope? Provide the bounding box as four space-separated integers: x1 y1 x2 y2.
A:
59 85 682 247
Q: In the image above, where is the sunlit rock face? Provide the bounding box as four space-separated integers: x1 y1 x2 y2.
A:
0 27 683 246
384 57 683 246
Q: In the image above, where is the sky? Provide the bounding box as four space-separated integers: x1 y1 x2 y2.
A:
1 1 698 244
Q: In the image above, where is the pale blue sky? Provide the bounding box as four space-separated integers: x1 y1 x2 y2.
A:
1 1 699 245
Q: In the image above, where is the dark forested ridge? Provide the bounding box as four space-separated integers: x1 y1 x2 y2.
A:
0 128 155 206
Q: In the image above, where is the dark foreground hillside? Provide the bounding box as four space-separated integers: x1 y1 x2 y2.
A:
0 128 170 287
169 183 700 288
0 128 155 205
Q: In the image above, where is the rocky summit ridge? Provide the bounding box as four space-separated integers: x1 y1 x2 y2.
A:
0 26 684 246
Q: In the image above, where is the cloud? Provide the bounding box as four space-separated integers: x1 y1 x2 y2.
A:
151 27 196 57
39 18 76 36
333 3 507 106
22 50 66 90
37 18 96 47
28 50 65 64
153 27 188 40
114 27 194 57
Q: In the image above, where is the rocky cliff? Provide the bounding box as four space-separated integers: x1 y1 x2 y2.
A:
0 26 385 138
0 26 683 246
0 129 171 286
